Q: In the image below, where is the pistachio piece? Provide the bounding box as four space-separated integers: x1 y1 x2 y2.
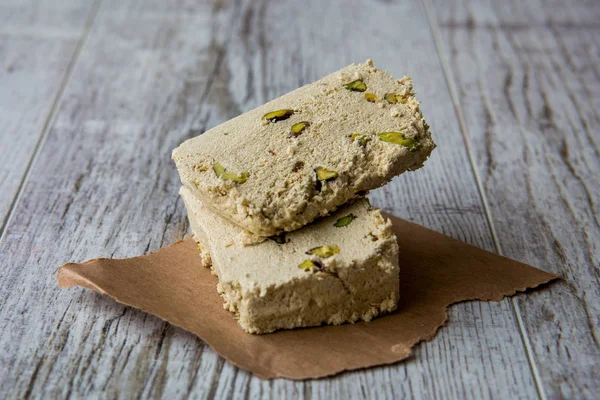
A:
197 243 204 251
384 93 398 104
315 167 338 181
378 132 420 152
306 245 340 258
334 214 355 227
385 93 408 104
213 162 250 183
343 79 367 92
298 260 323 271
364 93 379 102
290 121 310 137
351 133 370 146
212 162 226 177
268 233 287 245
263 109 294 122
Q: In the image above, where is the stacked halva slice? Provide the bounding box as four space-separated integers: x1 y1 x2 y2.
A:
173 60 435 333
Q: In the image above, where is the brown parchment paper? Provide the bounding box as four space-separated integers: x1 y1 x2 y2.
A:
57 216 558 379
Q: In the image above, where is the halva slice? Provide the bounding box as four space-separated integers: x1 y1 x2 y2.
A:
173 60 435 236
180 186 400 334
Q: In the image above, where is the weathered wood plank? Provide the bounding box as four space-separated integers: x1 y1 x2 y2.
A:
0 0 98 231
429 0 600 397
0 0 559 398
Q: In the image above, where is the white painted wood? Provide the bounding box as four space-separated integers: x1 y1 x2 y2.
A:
1 0 595 398
428 0 600 398
0 0 97 230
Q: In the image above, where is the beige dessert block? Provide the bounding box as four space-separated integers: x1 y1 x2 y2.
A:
173 60 435 237
180 186 400 334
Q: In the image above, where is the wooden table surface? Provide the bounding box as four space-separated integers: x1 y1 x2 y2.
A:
1 0 598 398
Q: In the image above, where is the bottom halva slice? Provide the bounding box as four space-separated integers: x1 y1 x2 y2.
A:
180 186 399 334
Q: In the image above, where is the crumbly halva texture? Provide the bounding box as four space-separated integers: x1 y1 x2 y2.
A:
173 60 436 237
180 186 400 334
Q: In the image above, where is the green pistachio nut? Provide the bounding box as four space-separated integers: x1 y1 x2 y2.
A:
306 245 340 258
344 79 367 92
384 93 398 104
384 93 408 104
364 93 379 102
334 214 355 228
263 109 294 122
378 132 420 152
298 260 317 271
290 121 310 137
212 162 249 183
315 167 338 181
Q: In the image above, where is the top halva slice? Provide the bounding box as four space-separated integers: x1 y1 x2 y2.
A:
172 60 436 236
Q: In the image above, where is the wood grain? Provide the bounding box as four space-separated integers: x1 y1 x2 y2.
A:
429 0 600 397
0 0 98 231
0 0 594 398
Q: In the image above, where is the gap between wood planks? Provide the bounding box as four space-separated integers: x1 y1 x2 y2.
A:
420 0 547 399
0 0 104 243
